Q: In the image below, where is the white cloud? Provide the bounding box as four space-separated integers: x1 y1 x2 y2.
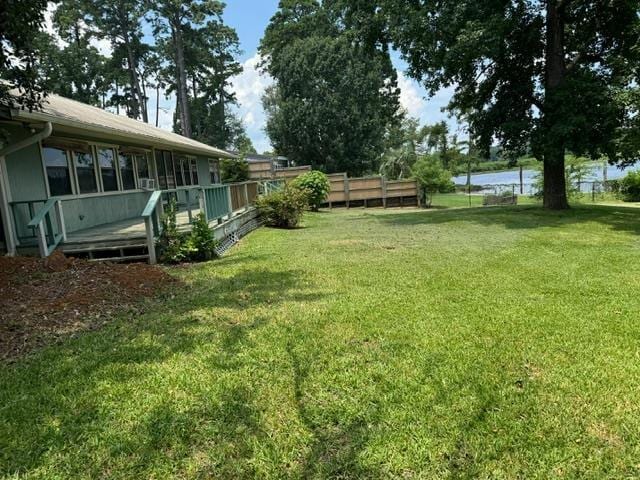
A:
397 71 426 119
230 53 273 153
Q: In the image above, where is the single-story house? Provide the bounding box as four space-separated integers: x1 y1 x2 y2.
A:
0 93 258 263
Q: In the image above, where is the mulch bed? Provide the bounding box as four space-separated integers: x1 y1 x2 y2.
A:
0 251 178 362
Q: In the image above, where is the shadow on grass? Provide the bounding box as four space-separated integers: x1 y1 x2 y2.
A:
373 204 640 236
0 265 321 477
286 341 382 478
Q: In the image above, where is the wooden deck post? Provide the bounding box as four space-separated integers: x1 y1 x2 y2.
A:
55 200 67 241
0 155 17 255
199 188 208 220
36 220 47 258
144 216 157 264
243 182 249 211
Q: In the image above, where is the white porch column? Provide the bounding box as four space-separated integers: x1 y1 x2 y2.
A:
0 155 17 256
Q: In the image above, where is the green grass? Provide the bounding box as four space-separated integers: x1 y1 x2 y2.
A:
3 205 640 478
431 193 539 208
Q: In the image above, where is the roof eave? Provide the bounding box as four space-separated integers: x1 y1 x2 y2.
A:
11 109 238 159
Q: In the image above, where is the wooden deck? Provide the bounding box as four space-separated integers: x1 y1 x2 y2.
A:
63 209 201 247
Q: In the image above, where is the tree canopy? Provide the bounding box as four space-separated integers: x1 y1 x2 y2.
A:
376 0 640 208
259 0 402 176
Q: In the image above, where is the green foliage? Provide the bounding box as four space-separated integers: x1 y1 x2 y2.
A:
377 0 640 208
619 171 640 202
255 184 309 228
157 199 186 264
0 0 48 112
259 1 401 176
380 116 420 180
411 155 455 207
157 199 219 263
291 171 330 211
532 155 593 200
184 213 219 261
220 159 250 183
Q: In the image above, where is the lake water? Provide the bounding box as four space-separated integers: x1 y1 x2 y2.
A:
453 163 639 194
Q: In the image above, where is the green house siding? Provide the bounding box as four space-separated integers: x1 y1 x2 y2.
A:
4 126 48 203
197 156 212 186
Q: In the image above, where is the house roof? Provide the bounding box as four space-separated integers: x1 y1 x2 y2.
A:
8 93 236 159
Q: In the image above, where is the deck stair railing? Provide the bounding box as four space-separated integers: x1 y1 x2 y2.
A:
25 198 66 257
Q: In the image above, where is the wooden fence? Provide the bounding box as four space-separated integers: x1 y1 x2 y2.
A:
324 173 419 208
247 161 311 180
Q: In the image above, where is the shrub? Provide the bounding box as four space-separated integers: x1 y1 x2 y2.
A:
157 198 186 264
185 213 219 261
255 183 309 228
411 155 455 207
619 171 640 202
291 170 330 211
157 200 219 263
220 158 250 183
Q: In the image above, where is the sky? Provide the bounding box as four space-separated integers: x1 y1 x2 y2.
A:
46 1 461 154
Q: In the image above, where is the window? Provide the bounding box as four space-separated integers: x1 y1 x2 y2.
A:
191 158 199 185
43 147 73 196
119 153 136 190
137 154 150 180
180 157 192 186
98 147 118 192
174 157 184 187
209 159 219 184
73 150 98 194
155 150 167 189
162 150 176 189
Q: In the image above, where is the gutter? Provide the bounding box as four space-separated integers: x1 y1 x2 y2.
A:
0 121 53 157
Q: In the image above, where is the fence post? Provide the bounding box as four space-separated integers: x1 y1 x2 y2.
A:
382 176 387 208
344 173 350 208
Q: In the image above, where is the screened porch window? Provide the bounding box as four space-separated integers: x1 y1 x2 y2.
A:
73 150 98 194
181 157 192 186
175 157 184 187
43 147 73 196
137 154 150 180
209 159 219 184
155 150 175 189
191 158 199 185
98 147 118 192
119 153 136 190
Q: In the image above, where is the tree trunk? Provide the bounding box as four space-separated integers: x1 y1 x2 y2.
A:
543 0 569 209
123 34 146 122
172 21 192 138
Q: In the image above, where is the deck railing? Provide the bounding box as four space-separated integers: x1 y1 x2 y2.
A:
13 180 267 261
26 198 66 257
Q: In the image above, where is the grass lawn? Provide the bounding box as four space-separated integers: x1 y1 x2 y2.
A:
2 205 640 478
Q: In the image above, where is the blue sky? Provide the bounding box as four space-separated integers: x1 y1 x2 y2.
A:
222 0 461 153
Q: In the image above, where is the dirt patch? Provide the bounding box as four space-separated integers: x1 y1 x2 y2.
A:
0 252 178 362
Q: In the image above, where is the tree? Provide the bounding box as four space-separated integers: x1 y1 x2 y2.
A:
259 0 401 176
379 115 420 179
380 0 640 209
411 155 455 207
37 1 110 108
0 0 49 115
150 0 243 141
92 0 149 121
